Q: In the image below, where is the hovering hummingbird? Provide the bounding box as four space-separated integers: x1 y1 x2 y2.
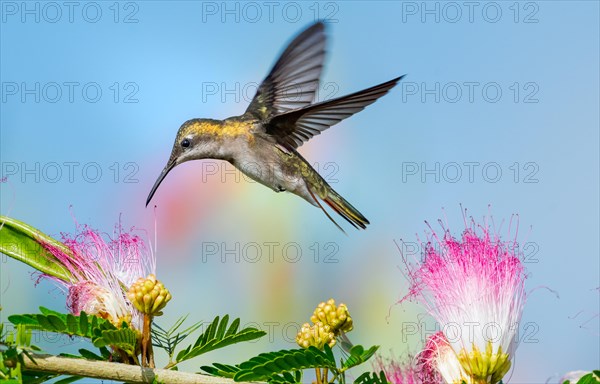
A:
146 22 403 232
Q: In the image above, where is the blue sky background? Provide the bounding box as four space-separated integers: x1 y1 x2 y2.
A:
1 1 599 383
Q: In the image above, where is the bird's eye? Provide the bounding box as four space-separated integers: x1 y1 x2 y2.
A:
181 138 191 148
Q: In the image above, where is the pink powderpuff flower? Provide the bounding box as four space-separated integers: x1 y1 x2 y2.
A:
420 332 469 384
373 351 448 384
372 335 463 384
372 338 458 384
372 353 422 384
40 222 156 331
401 212 527 384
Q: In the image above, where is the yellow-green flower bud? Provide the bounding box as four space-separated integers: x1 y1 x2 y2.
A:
309 298 353 335
296 322 336 350
457 342 511 384
127 274 172 316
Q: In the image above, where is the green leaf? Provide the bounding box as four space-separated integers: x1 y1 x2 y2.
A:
268 371 303 384
39 307 64 317
58 353 82 359
77 348 107 361
575 371 600 384
53 375 83 383
9 309 118 339
342 345 379 370
6 315 38 327
225 318 240 337
175 316 265 364
206 316 219 342
79 312 88 336
19 372 57 384
355 371 390 384
232 347 337 382
200 363 241 379
35 314 54 331
0 215 72 281
99 346 112 360
65 314 78 334
46 315 67 332
323 343 335 364
92 328 138 355
153 316 204 360
16 324 33 347
216 314 229 339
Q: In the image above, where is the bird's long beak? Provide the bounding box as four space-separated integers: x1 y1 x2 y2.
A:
146 160 176 207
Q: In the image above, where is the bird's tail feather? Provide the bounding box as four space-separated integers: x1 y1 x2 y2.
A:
306 184 370 232
306 185 347 234
323 189 369 230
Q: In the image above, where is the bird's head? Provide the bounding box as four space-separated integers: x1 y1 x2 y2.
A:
146 118 224 206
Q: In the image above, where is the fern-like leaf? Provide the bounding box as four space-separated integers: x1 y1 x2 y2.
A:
92 328 138 355
342 345 379 370
355 371 390 384
233 346 337 382
175 315 265 364
200 363 241 378
268 370 303 383
77 348 107 361
8 307 118 339
152 315 203 358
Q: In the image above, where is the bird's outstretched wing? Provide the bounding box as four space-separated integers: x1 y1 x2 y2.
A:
265 76 404 150
244 22 326 121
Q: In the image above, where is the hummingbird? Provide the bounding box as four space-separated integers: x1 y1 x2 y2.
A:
146 22 403 232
